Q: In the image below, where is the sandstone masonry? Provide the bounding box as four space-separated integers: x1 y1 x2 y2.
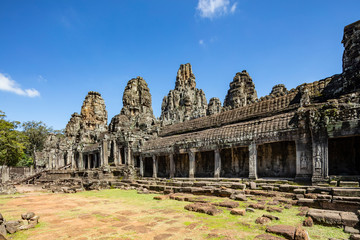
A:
34 20 360 184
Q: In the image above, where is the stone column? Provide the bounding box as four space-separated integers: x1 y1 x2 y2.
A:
118 147 123 165
311 137 328 182
113 141 119 165
127 147 132 166
79 152 84 170
231 147 240 174
214 149 221 178
295 139 312 181
189 151 195 178
54 155 57 169
152 155 158 178
248 142 257 179
102 140 108 166
94 154 98 168
0 166 10 183
169 153 175 178
124 148 128 165
87 154 91 170
69 151 75 169
139 155 144 177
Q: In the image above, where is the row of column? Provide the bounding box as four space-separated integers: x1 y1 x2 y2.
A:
139 149 224 179
139 139 328 180
83 153 99 169
110 140 132 166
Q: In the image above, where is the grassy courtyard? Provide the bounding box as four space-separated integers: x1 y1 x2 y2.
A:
0 188 350 240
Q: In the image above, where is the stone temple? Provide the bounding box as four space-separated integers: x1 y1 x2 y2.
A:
34 20 360 184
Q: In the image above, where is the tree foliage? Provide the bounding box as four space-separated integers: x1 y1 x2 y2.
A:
0 111 64 167
22 121 53 155
0 111 28 166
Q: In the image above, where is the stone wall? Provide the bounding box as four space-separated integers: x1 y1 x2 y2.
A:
0 166 35 184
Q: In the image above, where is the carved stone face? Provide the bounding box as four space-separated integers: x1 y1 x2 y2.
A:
224 71 258 109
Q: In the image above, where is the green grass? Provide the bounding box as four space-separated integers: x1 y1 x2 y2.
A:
1 189 352 240
75 189 189 211
75 190 350 240
9 221 47 240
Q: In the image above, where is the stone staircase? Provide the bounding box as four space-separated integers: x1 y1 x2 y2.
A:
109 177 360 212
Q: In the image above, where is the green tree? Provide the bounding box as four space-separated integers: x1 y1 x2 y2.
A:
22 121 52 151
21 121 64 167
0 111 29 166
22 121 53 166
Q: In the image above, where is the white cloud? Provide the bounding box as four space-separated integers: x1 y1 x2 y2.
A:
37 75 47 83
199 39 204 45
230 2 237 13
0 73 40 97
197 0 237 19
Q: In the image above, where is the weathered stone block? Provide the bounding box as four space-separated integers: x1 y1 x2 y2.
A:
184 203 222 216
230 209 245 216
254 234 285 240
266 225 295 239
350 234 360 240
234 194 247 201
294 189 306 194
231 183 246 190
340 212 359 227
345 226 360 234
339 181 359 187
0 225 6 237
333 189 360 197
5 220 21 234
255 217 271 225
307 209 342 226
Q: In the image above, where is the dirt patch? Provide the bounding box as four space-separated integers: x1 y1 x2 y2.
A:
186 222 198 230
153 233 173 240
122 225 151 233
0 189 217 239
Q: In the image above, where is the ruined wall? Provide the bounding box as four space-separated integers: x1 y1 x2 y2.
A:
174 153 189 177
35 133 68 168
37 91 108 168
220 147 249 178
195 151 214 178
160 63 208 125
257 141 296 178
157 156 170 178
0 166 35 184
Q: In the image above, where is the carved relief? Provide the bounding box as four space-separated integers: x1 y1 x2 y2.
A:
314 145 322 172
300 152 309 170
300 86 311 107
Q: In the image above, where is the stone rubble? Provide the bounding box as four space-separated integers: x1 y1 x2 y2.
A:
0 212 40 238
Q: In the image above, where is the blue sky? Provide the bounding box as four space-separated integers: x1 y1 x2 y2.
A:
0 0 359 130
